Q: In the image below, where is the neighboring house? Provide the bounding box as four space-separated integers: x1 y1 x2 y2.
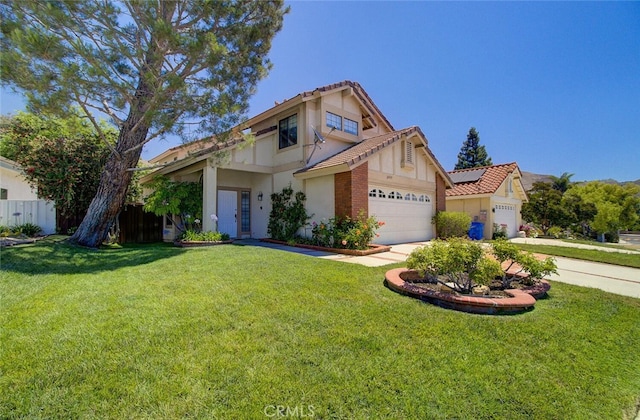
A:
0 156 38 200
446 162 528 239
0 156 56 233
143 80 453 244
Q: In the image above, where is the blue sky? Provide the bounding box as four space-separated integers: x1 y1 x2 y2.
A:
2 1 639 181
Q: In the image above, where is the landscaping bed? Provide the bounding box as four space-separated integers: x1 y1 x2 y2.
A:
386 268 550 315
261 238 391 256
174 239 234 248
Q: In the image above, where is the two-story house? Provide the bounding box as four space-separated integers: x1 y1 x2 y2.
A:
144 81 453 244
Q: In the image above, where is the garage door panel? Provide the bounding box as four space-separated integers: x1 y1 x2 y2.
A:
494 203 517 238
368 186 433 244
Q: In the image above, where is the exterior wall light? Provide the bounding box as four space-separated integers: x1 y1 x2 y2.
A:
258 191 263 201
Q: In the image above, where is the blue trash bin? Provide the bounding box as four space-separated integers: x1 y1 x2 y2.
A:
469 222 484 240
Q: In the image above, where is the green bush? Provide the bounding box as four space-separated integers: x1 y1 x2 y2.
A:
310 210 383 250
492 223 507 240
267 185 310 241
181 230 229 242
546 226 564 239
11 223 42 237
432 211 472 239
491 239 558 287
406 238 502 294
0 225 12 237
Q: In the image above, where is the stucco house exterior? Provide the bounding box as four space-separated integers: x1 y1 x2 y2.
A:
445 162 528 239
143 81 453 245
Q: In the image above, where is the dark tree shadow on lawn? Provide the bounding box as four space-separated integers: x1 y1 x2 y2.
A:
0 239 186 275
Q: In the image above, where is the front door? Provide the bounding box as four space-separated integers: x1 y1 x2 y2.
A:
218 190 237 238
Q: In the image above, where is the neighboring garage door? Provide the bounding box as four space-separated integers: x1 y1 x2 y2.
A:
368 187 433 244
494 203 517 238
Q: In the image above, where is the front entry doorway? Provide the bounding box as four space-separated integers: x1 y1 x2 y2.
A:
217 189 251 238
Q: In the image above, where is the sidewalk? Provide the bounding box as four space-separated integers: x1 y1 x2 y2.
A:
510 237 640 254
235 239 640 299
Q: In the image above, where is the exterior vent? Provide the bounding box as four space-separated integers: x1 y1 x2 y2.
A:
401 139 414 169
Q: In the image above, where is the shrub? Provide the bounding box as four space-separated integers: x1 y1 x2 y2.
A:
492 223 507 239
11 223 42 237
491 239 558 287
180 230 229 242
310 210 383 250
268 185 310 241
0 225 12 237
433 211 472 239
406 238 502 294
546 226 564 239
519 224 540 238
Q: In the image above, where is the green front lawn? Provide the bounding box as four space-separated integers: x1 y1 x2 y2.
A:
1 240 639 418
513 243 640 268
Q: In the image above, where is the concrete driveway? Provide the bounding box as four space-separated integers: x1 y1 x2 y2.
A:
236 238 640 299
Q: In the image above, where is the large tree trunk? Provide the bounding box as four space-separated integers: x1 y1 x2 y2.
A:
67 129 146 248
69 70 159 248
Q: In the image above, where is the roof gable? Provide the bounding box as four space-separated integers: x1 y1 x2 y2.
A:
243 80 395 134
295 126 453 186
446 162 523 197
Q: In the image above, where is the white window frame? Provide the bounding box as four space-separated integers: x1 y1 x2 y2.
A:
326 112 342 131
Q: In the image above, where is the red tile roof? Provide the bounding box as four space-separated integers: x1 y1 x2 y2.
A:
446 162 519 197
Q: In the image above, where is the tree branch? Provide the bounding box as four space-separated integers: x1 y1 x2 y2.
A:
73 92 120 158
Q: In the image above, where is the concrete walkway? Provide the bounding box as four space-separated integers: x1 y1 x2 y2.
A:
235 239 640 299
510 236 640 254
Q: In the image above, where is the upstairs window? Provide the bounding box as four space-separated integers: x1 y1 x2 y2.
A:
279 114 297 149
326 112 342 131
344 118 358 135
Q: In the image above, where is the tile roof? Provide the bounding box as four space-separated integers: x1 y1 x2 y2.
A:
446 162 519 197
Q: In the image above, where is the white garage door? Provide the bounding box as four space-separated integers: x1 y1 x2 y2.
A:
368 187 434 244
494 203 517 238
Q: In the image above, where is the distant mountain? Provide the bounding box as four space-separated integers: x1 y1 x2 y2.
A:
521 171 640 191
520 171 553 191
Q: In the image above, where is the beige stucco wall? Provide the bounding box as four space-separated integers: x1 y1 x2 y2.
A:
367 139 437 195
304 175 335 234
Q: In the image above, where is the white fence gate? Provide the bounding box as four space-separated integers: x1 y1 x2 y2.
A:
0 200 56 234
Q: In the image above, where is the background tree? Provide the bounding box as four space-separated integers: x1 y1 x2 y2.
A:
1 0 287 247
0 112 114 222
563 182 640 241
550 172 574 193
454 127 493 169
521 182 572 235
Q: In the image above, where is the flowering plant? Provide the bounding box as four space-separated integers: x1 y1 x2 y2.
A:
311 210 383 250
519 224 540 238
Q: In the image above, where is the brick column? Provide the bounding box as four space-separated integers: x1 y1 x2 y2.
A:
435 172 447 213
334 162 369 219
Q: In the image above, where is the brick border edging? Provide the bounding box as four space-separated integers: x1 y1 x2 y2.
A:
385 268 551 315
261 239 391 256
174 240 235 247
